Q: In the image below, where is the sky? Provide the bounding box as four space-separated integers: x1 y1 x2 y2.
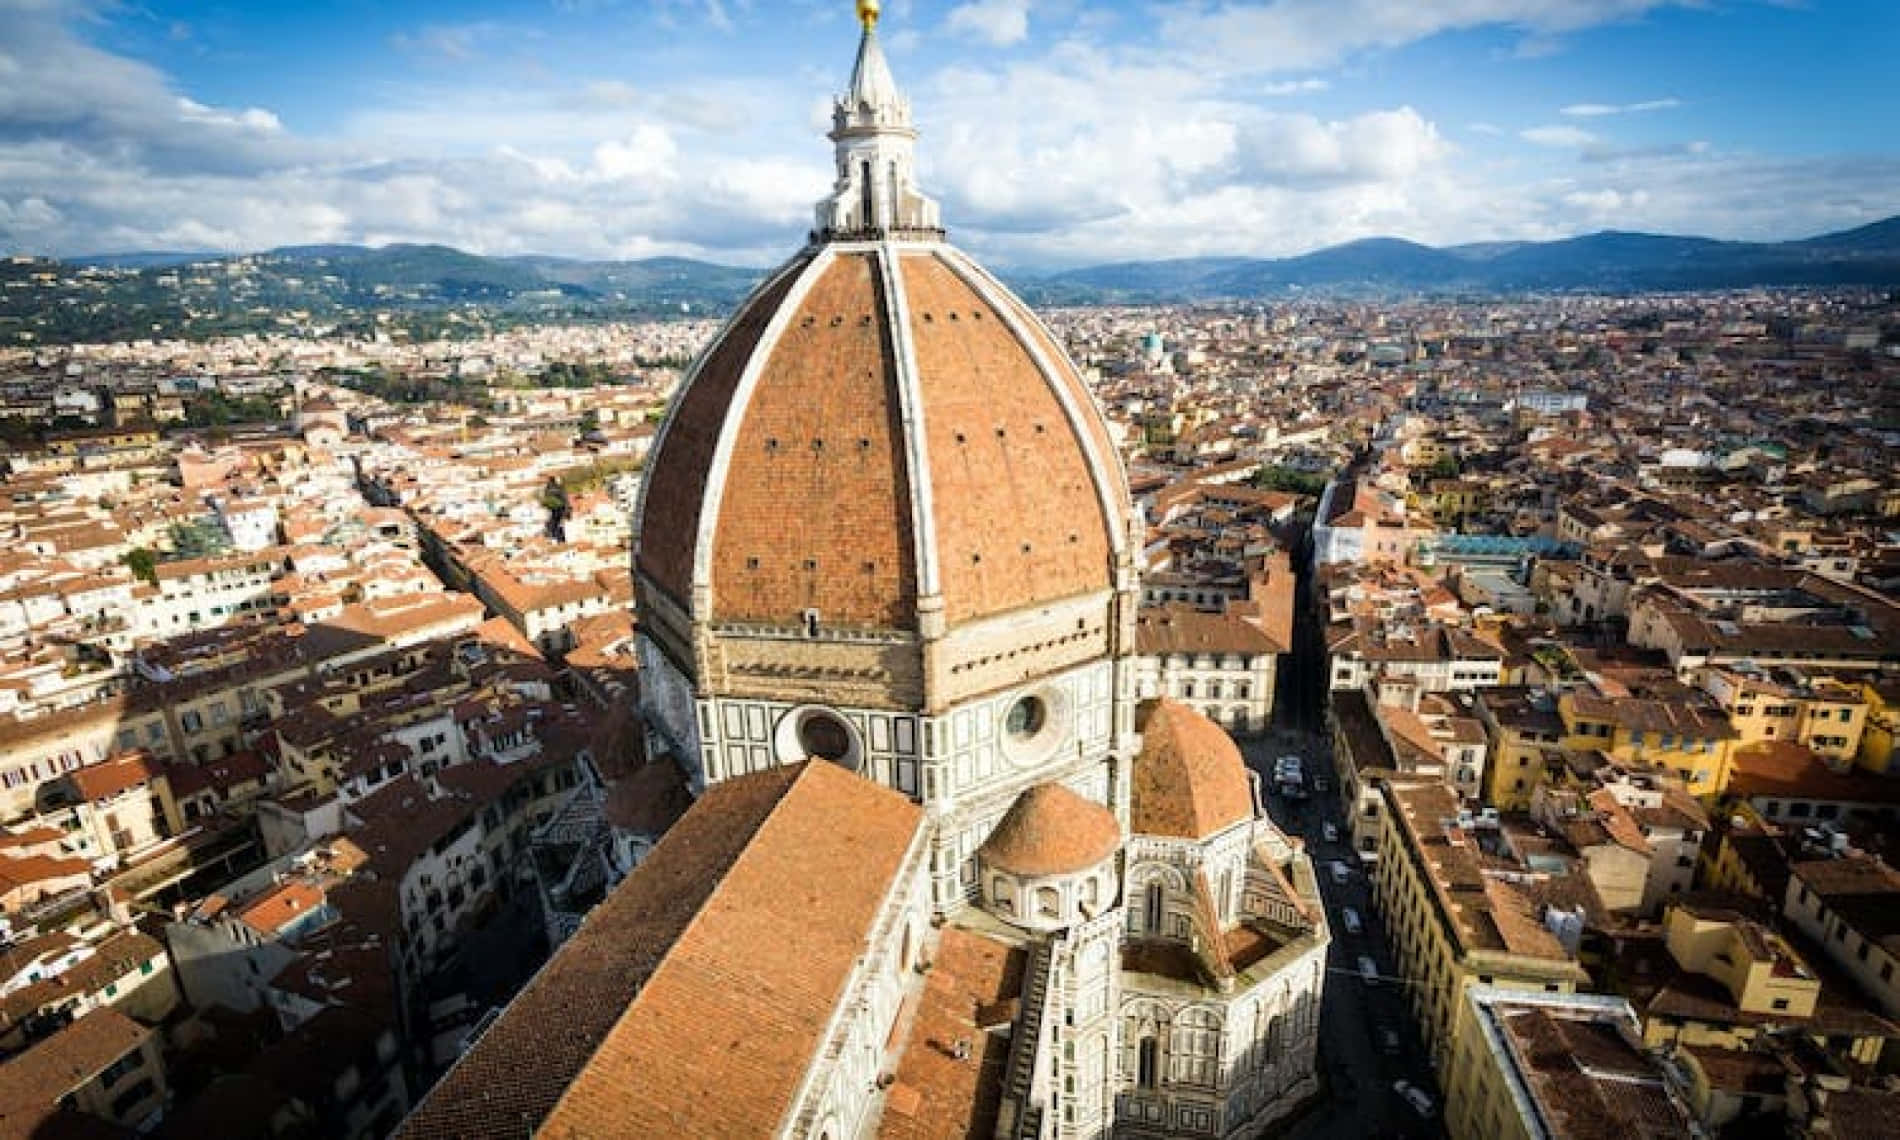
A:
0 0 1896 269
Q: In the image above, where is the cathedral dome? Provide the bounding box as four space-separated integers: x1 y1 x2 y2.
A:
633 22 1128 642
979 781 1121 878
1131 699 1257 841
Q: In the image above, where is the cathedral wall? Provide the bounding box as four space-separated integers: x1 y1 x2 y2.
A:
921 658 1114 808
1114 932 1326 1139
705 629 925 710
924 591 1116 711
695 694 922 798
636 634 702 786
1123 825 1254 939
787 820 934 1139
1050 909 1124 1138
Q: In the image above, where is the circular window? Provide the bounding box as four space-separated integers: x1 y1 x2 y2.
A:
1005 696 1046 741
774 706 864 773
999 687 1066 766
799 714 852 763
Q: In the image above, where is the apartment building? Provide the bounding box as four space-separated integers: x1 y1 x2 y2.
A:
1476 687 1567 812
140 551 282 638
1327 623 1504 693
1444 987 1694 1140
1698 664 1868 764
1782 857 1900 1022
1370 781 1589 1079
1615 900 1896 1069
0 1008 168 1134
1557 689 1737 799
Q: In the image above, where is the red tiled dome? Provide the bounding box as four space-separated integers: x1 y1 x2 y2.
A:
634 243 1128 633
1132 699 1256 840
979 782 1121 877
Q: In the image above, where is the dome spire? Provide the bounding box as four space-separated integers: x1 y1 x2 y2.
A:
813 2 943 242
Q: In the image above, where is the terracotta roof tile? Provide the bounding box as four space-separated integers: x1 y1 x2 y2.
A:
637 257 812 607
1131 699 1255 840
0 1009 149 1140
879 927 1023 1140
979 782 1120 877
399 762 923 1139
709 252 918 629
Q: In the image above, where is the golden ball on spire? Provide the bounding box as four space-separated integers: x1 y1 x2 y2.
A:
857 0 881 32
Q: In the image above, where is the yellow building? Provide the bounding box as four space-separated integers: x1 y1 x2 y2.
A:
1558 689 1737 799
1699 810 1784 901
1371 781 1589 1082
1416 479 1487 526
41 426 162 457
1698 665 1867 765
1476 687 1566 812
1445 986 1695 1140
1620 901 1894 1068
1857 677 1900 774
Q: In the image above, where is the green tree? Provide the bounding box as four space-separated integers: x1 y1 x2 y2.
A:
1251 465 1330 496
121 547 158 585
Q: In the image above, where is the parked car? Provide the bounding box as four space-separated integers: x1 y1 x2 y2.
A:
1329 860 1351 885
1376 1025 1401 1055
1322 822 1339 844
1358 955 1380 984
1340 907 1363 934
1313 775 1331 793
1393 1080 1436 1117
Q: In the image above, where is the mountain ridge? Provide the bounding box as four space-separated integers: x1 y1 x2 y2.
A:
8 216 1898 345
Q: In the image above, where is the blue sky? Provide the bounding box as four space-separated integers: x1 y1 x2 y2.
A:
1 0 1896 267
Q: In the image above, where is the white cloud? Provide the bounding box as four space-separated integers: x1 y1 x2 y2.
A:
1560 97 1681 116
0 0 1893 271
1158 0 1688 75
1521 124 1598 148
945 0 1030 47
389 22 515 62
592 125 681 183
1261 78 1329 96
175 98 283 134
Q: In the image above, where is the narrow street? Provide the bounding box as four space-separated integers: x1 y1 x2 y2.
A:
1240 519 1445 1139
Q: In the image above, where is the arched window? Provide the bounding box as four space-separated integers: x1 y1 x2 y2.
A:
1037 885 1061 919
1145 881 1164 935
1182 680 1196 699
1137 1036 1159 1089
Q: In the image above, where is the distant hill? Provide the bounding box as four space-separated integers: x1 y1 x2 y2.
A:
9 215 1899 344
67 251 220 270
1023 215 1900 301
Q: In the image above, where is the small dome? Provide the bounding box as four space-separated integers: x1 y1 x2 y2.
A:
1132 699 1255 840
980 782 1121 877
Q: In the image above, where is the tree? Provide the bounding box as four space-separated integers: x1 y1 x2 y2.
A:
1251 465 1329 496
122 547 158 585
